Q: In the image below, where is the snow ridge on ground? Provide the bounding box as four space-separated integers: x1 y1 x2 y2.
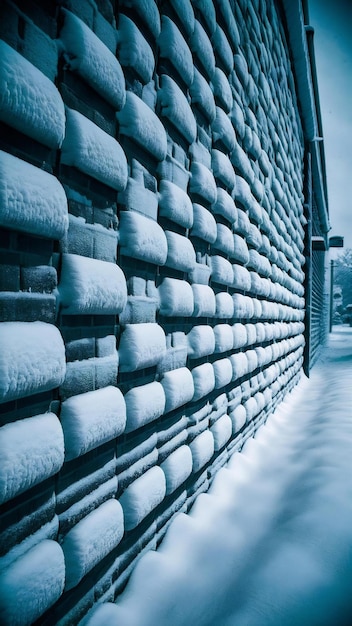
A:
86 328 352 626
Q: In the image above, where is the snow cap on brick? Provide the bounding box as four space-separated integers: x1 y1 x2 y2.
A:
117 91 167 161
61 108 128 190
119 323 166 372
59 254 127 315
60 9 126 109
0 151 68 240
0 541 65 625
60 386 126 460
0 322 66 403
0 40 65 148
0 413 64 504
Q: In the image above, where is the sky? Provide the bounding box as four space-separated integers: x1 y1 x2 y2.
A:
309 0 352 250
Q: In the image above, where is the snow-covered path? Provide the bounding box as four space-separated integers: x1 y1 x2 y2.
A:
102 327 352 626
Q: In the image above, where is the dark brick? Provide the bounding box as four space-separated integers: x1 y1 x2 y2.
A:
0 264 20 291
65 338 96 362
17 233 53 257
21 265 57 293
59 72 117 136
60 360 96 400
0 227 13 249
10 0 57 36
119 297 157 324
95 356 118 388
0 487 56 555
0 292 57 323
95 0 114 23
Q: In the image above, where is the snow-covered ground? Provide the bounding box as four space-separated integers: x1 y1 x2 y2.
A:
97 326 352 626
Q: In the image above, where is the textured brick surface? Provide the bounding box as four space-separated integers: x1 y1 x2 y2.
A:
0 1 314 623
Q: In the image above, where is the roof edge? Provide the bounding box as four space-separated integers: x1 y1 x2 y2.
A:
281 0 330 234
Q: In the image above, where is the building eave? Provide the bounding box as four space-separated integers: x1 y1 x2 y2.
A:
281 0 330 236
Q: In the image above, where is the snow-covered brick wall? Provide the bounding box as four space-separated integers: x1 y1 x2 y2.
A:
0 0 309 621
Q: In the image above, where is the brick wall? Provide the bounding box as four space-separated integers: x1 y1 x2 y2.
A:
0 1 307 624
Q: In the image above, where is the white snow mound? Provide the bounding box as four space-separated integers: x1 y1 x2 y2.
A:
159 180 193 229
161 367 195 413
120 466 166 531
0 151 68 240
161 445 193 495
125 382 166 433
62 499 124 590
119 210 168 265
118 15 155 84
158 75 197 144
60 386 126 460
0 40 65 148
0 412 64 505
192 363 215 401
61 108 128 190
158 278 194 317
119 323 166 372
59 253 127 315
0 322 66 403
158 16 194 86
117 91 167 161
0 540 65 626
60 9 125 109
165 231 196 272
190 430 214 472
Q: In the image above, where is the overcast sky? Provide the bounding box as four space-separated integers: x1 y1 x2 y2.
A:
308 0 352 250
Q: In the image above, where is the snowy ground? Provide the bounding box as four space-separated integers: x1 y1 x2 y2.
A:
109 326 352 626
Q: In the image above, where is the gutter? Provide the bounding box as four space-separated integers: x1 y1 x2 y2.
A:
281 0 330 237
